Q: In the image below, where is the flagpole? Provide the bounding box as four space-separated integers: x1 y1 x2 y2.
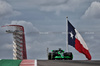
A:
66 16 69 52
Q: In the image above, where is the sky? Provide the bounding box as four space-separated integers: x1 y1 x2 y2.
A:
0 0 100 60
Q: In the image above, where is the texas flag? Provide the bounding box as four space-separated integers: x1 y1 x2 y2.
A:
68 21 91 60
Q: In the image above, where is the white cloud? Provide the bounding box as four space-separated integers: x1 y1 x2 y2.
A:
82 1 100 19
2 44 13 49
7 0 87 15
39 0 86 15
0 0 21 18
11 20 39 33
0 0 12 16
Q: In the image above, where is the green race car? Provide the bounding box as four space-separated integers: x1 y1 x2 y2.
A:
48 48 73 60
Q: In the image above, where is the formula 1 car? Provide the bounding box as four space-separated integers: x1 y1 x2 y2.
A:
48 48 73 60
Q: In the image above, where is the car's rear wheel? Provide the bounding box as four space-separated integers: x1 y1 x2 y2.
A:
48 53 51 60
64 52 73 60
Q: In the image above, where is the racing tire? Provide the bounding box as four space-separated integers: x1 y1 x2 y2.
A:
51 53 55 60
64 52 73 60
48 53 51 60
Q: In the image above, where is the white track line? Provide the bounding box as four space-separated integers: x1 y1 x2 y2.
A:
35 60 37 66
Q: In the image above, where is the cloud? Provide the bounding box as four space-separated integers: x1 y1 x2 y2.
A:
82 1 100 19
10 20 39 33
0 0 21 18
0 0 12 17
1 44 13 49
7 0 87 15
39 0 86 15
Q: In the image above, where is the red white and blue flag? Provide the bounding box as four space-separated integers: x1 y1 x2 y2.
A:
68 21 91 60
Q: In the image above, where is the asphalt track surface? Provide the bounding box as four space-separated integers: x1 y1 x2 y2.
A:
37 60 100 66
